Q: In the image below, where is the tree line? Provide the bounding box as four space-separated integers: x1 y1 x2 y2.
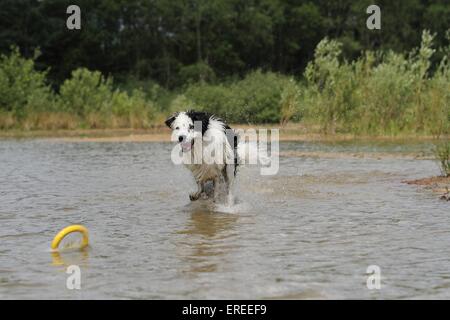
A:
1 0 449 88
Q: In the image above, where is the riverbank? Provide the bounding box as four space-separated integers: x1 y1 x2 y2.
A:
0 123 445 142
405 176 450 201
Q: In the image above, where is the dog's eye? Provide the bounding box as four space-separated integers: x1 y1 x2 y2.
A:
189 125 194 130
175 127 179 130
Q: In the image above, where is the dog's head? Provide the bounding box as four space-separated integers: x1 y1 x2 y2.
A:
165 111 209 152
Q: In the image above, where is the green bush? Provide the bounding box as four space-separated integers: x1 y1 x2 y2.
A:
184 70 295 123
303 38 358 133
183 83 230 118
356 51 416 134
167 94 197 114
58 68 113 117
423 30 450 137
178 62 216 85
110 89 157 128
435 140 450 177
280 78 303 125
301 30 450 135
58 68 156 128
0 47 54 118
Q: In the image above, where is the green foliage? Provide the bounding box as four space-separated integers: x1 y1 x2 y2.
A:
0 47 54 118
167 94 197 114
0 30 449 132
303 38 358 133
0 48 158 129
354 51 417 134
184 70 294 123
58 68 156 128
2 1 449 88
435 140 450 177
280 78 303 125
300 30 450 135
178 62 216 85
58 68 113 117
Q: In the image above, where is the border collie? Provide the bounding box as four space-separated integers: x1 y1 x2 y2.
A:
165 111 239 203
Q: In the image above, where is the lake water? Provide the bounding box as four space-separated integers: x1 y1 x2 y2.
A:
1 139 449 299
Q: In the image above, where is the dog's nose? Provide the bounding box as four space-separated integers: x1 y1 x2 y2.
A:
178 135 185 142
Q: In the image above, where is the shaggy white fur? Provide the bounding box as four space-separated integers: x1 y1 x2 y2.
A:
166 111 238 204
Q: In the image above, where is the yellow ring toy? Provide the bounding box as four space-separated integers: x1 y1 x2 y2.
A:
51 225 89 251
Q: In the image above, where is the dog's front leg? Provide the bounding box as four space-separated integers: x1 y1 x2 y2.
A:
225 164 236 205
189 181 203 201
212 177 220 202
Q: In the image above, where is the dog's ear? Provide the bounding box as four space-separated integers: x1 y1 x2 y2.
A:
186 110 210 135
164 112 178 128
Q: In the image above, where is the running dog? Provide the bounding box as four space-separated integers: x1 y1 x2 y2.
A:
165 111 240 202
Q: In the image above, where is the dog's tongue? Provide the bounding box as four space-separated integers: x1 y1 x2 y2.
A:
181 141 192 151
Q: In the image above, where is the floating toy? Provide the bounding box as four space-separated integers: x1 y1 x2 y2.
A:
51 225 89 251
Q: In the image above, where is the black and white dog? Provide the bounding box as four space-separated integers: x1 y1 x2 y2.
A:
165 111 240 203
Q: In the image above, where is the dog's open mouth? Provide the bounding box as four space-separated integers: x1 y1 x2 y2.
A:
180 140 193 152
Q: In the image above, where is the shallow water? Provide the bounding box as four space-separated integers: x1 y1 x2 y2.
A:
0 139 449 299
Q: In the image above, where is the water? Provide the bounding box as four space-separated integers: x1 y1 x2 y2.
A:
0 139 449 299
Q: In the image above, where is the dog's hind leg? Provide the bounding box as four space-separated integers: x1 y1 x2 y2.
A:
189 181 204 201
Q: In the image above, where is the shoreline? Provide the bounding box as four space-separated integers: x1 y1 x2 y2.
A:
405 176 450 201
0 124 444 142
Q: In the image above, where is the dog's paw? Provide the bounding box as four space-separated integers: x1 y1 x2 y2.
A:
189 192 201 201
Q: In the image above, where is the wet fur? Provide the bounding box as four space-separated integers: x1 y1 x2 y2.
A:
165 111 238 202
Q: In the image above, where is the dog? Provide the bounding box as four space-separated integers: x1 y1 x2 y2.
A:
165 111 239 203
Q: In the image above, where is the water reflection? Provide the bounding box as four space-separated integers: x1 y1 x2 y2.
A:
176 205 239 274
50 247 90 268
